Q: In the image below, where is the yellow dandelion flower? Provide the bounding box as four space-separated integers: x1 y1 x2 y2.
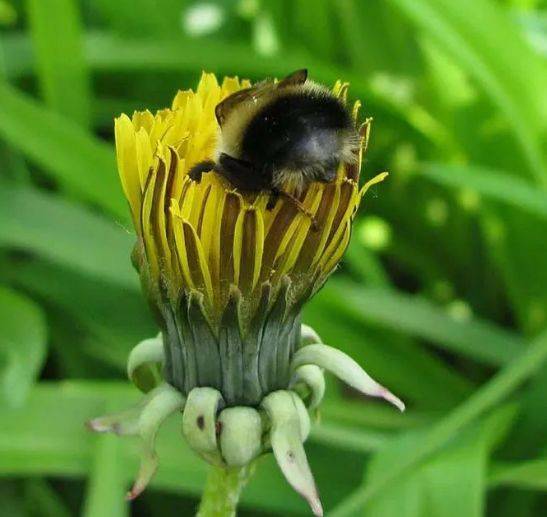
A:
117 75 373 311
91 71 401 515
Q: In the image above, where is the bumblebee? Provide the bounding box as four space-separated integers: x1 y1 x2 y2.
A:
189 69 359 219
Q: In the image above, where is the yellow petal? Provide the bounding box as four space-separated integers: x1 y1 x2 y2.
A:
115 114 141 226
219 191 243 288
170 209 214 306
294 183 341 275
319 221 352 275
359 171 388 197
276 187 323 276
233 208 264 293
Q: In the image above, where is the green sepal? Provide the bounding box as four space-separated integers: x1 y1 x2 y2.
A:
241 283 271 405
290 364 325 410
182 387 225 465
127 383 186 500
259 277 297 392
218 287 244 405
218 407 263 467
261 390 322 516
86 384 166 435
176 293 197 393
86 402 142 436
127 333 164 393
188 292 222 389
160 302 186 393
291 344 405 411
300 323 323 347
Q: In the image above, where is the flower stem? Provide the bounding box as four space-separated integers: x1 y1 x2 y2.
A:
197 464 255 517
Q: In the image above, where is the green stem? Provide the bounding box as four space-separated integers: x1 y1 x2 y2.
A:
197 464 255 517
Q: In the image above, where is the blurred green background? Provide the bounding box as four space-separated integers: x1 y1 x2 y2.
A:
0 0 546 515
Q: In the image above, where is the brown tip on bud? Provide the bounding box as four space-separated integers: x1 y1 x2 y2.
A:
85 419 109 433
125 490 137 501
125 481 146 501
310 496 324 517
378 388 406 412
298 483 323 517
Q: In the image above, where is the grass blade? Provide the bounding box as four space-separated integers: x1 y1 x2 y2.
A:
310 422 387 454
0 285 47 406
0 31 453 148
320 279 523 366
83 422 129 517
7 261 152 369
489 458 547 490
0 185 135 288
329 330 547 516
0 81 125 219
365 405 516 517
26 0 91 126
418 163 547 220
24 479 72 517
389 0 547 183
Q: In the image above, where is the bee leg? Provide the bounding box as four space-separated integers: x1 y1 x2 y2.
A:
272 188 319 232
188 160 216 183
266 190 280 210
217 153 264 191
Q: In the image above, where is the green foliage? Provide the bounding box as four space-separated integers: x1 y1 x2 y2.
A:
0 285 46 406
0 0 546 515
26 0 91 126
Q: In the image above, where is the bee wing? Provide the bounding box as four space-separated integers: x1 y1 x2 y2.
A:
215 69 308 126
215 87 254 126
215 80 275 126
277 69 308 88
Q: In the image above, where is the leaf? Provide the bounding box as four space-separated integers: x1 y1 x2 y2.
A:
0 185 136 289
0 81 126 220
24 479 72 517
321 279 523 366
92 0 185 36
344 237 390 286
389 0 547 183
329 329 547 516
26 0 91 126
501 367 547 460
365 405 516 517
489 458 547 490
7 260 153 372
0 285 47 406
418 163 547 220
420 406 515 517
310 422 387 454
